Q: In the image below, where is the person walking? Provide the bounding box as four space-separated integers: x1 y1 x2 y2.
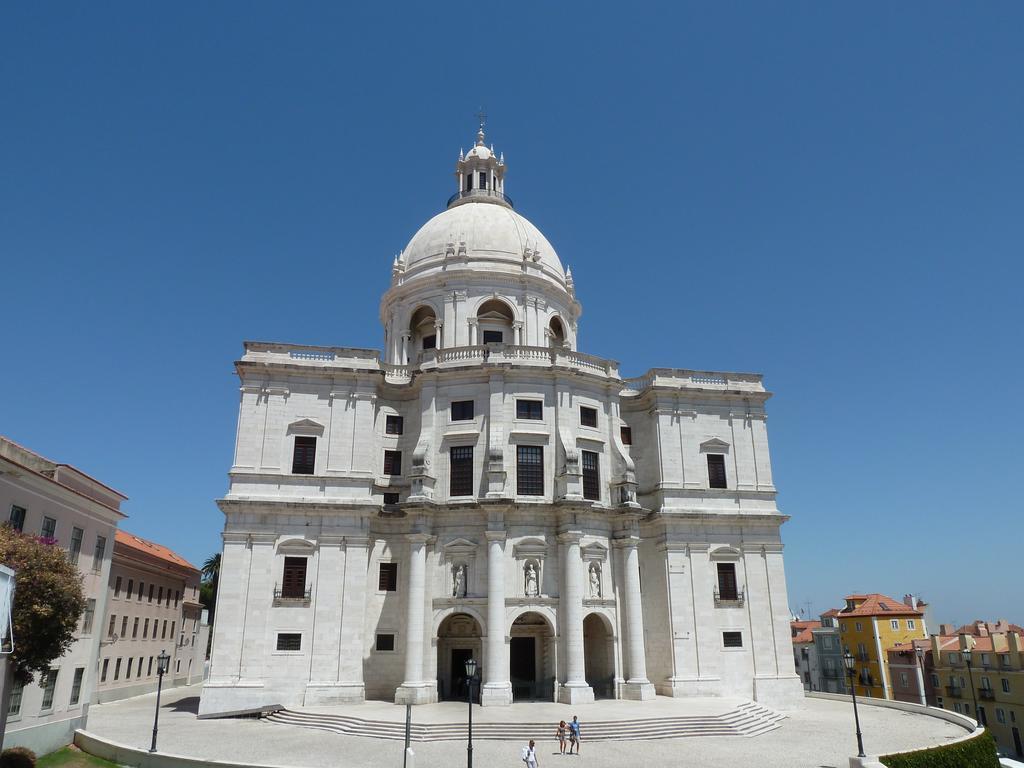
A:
556 720 567 755
523 739 539 767
568 716 581 755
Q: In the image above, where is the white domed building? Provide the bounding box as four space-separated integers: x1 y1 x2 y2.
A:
199 127 803 716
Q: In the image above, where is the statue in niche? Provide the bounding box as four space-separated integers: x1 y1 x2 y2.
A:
524 562 539 597
452 564 466 598
589 563 602 599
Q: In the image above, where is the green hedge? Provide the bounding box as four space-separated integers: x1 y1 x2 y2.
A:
879 730 999 768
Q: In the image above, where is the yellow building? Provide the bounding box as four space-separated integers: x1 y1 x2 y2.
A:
931 624 1024 759
837 593 927 699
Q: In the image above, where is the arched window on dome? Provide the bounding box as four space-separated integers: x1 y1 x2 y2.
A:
548 316 567 348
475 299 515 346
409 305 440 360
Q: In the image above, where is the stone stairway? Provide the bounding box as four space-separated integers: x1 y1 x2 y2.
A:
263 701 785 742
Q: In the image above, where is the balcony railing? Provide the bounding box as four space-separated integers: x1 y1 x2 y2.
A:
946 685 963 697
714 588 745 608
446 188 514 208
979 688 996 700
273 584 312 603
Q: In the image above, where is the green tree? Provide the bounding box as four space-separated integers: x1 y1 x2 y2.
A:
0 526 86 684
199 552 220 623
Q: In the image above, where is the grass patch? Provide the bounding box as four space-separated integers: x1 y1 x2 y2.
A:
37 747 120 768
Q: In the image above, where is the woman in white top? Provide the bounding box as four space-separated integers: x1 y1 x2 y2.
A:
523 739 539 767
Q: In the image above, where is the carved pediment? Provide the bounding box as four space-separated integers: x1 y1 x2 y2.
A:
287 418 325 435
709 545 742 560
581 542 608 562
513 537 548 559
699 438 730 452
443 538 478 559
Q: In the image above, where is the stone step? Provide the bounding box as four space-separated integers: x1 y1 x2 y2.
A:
263 703 785 742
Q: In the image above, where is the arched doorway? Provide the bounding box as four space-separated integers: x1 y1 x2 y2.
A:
409 305 438 360
437 612 483 701
510 611 555 701
583 613 616 699
476 299 515 345
548 316 566 348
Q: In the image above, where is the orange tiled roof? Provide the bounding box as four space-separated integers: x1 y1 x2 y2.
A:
793 627 817 644
791 620 821 644
839 593 923 617
115 529 198 572
821 608 841 618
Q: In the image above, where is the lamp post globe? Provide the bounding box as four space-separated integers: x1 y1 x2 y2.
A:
842 651 866 758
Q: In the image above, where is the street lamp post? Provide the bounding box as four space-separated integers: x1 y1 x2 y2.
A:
149 650 171 753
843 651 866 758
963 649 980 724
464 657 478 768
915 646 927 706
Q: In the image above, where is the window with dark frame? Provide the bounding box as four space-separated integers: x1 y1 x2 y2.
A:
8 505 26 532
281 557 308 598
422 335 436 350
451 400 474 421
723 631 743 648
114 576 122 598
482 330 503 344
717 563 739 601
92 535 106 571
516 399 543 420
383 492 400 505
620 426 632 445
383 450 402 475
148 584 154 603
385 415 404 435
376 633 396 651
378 562 398 591
100 659 109 683
69 667 84 706
450 446 474 496
41 516 56 539
707 454 728 489
69 527 83 563
292 436 317 475
582 450 600 501
517 445 544 496
276 633 302 651
580 406 598 428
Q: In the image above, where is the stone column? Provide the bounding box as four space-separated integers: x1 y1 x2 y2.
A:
618 536 655 700
558 531 594 704
336 536 369 701
433 321 444 350
481 530 512 705
400 331 411 364
468 317 478 346
395 534 435 704
512 321 523 346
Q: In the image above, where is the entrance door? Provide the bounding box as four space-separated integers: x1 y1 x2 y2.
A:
450 648 473 701
1013 726 1022 757
510 637 536 700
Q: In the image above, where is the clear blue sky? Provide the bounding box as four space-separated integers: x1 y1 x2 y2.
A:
3 3 1021 626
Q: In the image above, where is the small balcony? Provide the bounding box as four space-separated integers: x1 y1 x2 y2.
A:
946 685 963 697
979 688 996 700
714 588 745 608
273 584 312 605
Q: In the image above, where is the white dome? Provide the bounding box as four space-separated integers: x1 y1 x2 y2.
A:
400 201 566 285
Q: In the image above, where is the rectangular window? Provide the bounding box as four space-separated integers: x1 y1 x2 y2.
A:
383 450 402 475
139 657 145 677
162 620 168 639
158 586 164 604
581 450 600 501
69 667 84 706
41 516 57 539
931 673 940 687
8 505 26 533
100 659 109 683
8 680 23 716
516 399 543 420
479 172 488 189
121 615 128 637
716 563 739 601
707 454 728 489
126 658 133 679
1002 678 1010 693
127 578 134 597
620 426 632 445
376 633 396 651
450 446 474 497
132 617 139 638
856 623 863 633
451 400 474 421
385 415 404 435
907 619 916 630
41 669 58 710
171 621 175 637
143 618 150 639
899 672 908 686
114 658 122 681
579 406 598 428
147 657 153 676
81 598 96 635
517 445 544 496
281 557 308 598
108 615 116 637
92 535 106 571
482 330 503 344
891 620 899 630
997 708 1006 724
148 584 154 603
276 633 302 651
723 631 743 648
137 581 144 601
378 562 398 591
421 334 436 350
174 590 180 607
292 436 316 475
69 526 84 563
383 492 400 505
114 576 122 598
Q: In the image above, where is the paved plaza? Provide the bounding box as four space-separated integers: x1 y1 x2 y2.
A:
84 684 966 768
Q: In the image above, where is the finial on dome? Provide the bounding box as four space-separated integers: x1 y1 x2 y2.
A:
475 107 486 146
459 147 464 160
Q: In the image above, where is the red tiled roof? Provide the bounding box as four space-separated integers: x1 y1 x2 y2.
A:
791 620 821 644
821 608 841 618
115 530 197 572
793 627 817 644
839 593 923 617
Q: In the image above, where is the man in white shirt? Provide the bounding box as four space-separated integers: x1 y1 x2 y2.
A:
523 739 539 767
